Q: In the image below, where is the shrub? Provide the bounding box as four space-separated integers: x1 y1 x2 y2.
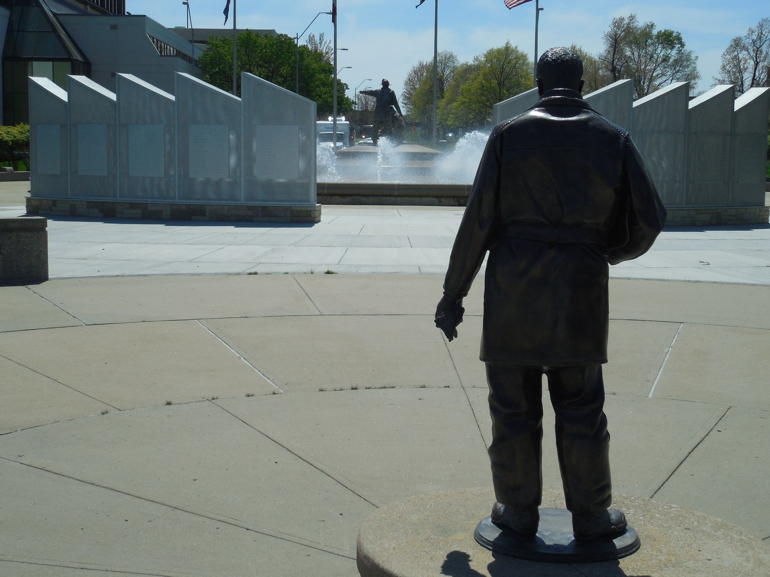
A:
0 124 29 170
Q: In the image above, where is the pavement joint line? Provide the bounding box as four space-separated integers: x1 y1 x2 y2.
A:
188 245 231 262
442 338 488 450
0 455 356 562
649 405 732 499
24 285 86 326
210 400 380 510
648 322 684 398
336 246 349 265
194 320 284 393
0 558 176 576
292 276 323 314
0 352 119 411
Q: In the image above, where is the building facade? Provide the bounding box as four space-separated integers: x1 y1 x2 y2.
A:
0 0 197 124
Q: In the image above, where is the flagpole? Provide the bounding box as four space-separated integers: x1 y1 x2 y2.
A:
431 0 438 145
533 0 542 85
231 0 237 94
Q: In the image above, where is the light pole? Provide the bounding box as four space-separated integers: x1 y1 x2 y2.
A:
417 0 439 144
332 0 338 150
295 10 331 93
182 1 195 62
355 78 372 110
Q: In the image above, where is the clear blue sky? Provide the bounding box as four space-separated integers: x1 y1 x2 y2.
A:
128 0 767 100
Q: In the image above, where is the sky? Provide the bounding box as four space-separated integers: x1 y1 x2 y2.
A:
127 0 767 102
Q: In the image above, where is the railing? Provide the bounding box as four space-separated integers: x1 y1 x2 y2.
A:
84 0 125 15
147 34 195 65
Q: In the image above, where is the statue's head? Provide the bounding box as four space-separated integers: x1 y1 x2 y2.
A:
536 47 584 95
381 78 390 88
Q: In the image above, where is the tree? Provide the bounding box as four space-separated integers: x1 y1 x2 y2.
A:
599 14 699 98
444 43 531 129
401 51 459 124
715 18 770 94
570 45 610 94
198 31 352 117
600 15 638 83
306 32 333 63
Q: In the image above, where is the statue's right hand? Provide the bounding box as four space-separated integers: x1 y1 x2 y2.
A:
435 295 464 342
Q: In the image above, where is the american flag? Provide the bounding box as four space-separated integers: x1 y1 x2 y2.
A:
504 0 532 8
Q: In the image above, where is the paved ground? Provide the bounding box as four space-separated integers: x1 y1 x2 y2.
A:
1 181 769 576
2 181 770 283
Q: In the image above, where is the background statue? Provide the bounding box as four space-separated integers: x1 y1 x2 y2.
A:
360 79 404 144
435 47 666 543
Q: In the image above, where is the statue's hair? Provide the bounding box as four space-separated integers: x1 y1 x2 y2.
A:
536 47 583 90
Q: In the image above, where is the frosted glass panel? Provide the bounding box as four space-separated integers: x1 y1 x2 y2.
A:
128 124 164 178
189 124 229 179
77 123 107 176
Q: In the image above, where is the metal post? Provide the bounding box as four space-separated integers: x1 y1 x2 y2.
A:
432 0 438 144
295 35 300 93
188 1 195 62
332 0 338 150
231 0 237 95
533 0 543 85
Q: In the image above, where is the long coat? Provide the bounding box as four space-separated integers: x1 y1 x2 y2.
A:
443 89 666 366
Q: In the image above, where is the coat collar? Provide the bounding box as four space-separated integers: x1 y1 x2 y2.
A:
535 88 591 109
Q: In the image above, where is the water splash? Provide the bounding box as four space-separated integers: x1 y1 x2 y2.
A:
435 131 489 184
316 131 489 185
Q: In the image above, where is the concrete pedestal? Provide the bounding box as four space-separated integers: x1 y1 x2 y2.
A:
0 216 48 285
357 488 770 577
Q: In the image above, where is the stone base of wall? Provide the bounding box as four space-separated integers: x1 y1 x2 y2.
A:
665 205 769 226
317 182 471 207
26 197 321 223
0 216 48 285
0 171 31 182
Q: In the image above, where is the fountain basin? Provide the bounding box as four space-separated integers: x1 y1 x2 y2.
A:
317 181 471 206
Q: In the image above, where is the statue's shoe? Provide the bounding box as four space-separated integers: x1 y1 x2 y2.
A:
490 502 539 539
572 508 627 541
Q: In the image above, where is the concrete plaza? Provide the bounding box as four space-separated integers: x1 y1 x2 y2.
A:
0 180 768 576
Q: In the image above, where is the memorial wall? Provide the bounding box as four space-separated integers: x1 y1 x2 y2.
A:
27 72 320 223
494 81 770 225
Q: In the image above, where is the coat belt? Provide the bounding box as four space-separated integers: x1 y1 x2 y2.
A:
502 224 606 246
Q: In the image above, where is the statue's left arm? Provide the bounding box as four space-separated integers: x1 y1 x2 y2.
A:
607 135 667 265
436 129 501 339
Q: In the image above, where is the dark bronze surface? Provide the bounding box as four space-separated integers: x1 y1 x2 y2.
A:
436 47 666 546
474 509 641 563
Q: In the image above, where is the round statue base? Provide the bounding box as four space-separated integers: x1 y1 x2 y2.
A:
474 509 640 562
357 488 770 577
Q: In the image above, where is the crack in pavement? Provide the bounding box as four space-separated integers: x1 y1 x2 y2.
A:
210 399 379 509
0 456 357 562
649 406 732 499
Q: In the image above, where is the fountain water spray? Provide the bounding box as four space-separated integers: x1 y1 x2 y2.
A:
317 131 490 185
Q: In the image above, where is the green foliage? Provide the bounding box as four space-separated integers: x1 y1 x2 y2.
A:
403 43 531 134
600 14 699 98
0 124 29 168
443 43 532 130
402 51 459 125
197 31 351 117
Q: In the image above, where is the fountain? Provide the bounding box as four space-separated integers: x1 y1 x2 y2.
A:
316 132 489 206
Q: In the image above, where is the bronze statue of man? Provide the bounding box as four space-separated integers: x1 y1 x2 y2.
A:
435 47 666 541
360 79 404 144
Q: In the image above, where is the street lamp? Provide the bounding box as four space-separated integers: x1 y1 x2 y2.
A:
295 10 332 93
182 0 195 62
355 78 372 110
